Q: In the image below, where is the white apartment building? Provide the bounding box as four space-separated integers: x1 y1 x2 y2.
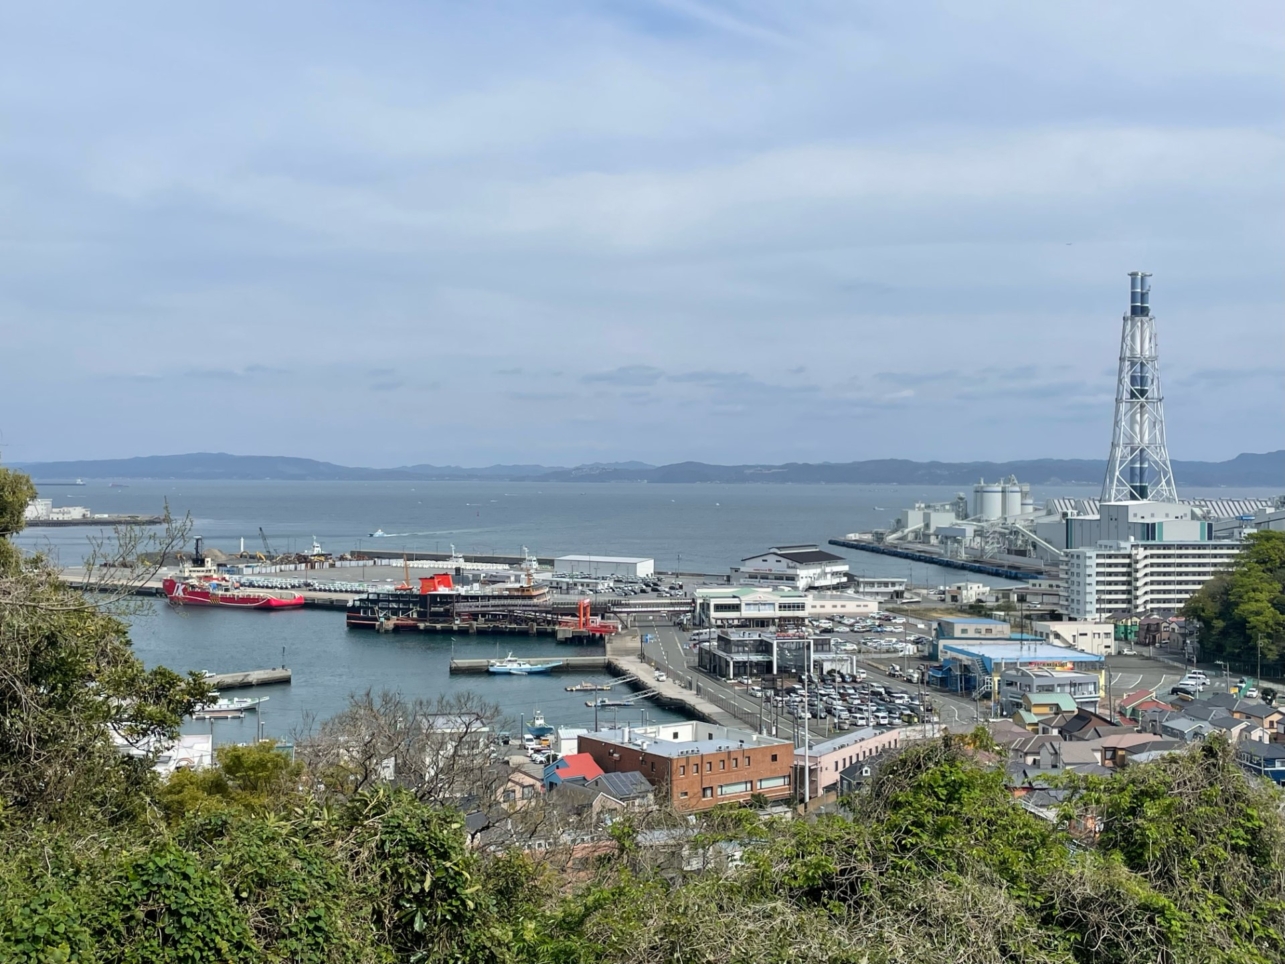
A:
731 545 849 590
1062 540 1241 620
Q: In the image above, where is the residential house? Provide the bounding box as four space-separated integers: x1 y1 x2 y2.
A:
1235 743 1285 785
1084 732 1164 767
543 753 605 790
1206 715 1270 744
1159 717 1215 743
585 771 655 808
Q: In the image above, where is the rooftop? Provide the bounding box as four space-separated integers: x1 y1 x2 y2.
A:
584 727 790 758
553 554 653 564
799 726 881 756
942 641 1106 671
741 545 846 564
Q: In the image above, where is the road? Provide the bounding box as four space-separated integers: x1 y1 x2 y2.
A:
636 613 1195 739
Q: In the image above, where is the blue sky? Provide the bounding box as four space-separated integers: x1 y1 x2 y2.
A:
1 1 1281 466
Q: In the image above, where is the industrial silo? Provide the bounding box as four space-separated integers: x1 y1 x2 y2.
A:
1020 483 1034 516
1002 481 1023 520
973 481 1003 521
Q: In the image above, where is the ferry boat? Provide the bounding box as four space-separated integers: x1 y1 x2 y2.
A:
488 654 562 675
162 539 304 610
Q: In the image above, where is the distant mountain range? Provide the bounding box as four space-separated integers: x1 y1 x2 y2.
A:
10 450 1283 487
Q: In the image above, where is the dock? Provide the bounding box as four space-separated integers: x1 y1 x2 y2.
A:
204 668 292 689
450 656 610 674
828 538 1042 581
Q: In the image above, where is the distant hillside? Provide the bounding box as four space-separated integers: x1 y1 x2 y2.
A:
10 450 1282 487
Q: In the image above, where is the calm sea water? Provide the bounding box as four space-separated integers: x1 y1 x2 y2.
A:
19 480 1278 743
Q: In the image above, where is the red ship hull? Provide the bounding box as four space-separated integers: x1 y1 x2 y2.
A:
162 578 305 610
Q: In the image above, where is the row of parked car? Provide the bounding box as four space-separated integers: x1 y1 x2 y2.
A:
1170 669 1259 700
760 672 935 728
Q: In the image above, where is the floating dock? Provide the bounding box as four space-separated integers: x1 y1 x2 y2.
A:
203 668 292 689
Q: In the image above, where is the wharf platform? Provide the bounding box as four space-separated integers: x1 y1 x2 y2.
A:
828 538 1043 581
450 656 610 675
204 668 292 689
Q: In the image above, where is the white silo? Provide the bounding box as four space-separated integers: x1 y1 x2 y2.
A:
973 480 1003 521
1020 483 1034 516
1002 481 1023 520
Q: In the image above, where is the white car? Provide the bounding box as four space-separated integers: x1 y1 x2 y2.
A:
1176 676 1207 690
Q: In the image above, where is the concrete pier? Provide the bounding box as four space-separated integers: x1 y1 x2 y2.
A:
449 656 610 674
204 668 292 689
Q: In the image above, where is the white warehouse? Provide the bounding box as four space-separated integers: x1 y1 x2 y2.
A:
731 545 849 590
553 554 655 578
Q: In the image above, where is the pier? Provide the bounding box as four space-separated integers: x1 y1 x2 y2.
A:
204 668 292 689
449 656 610 674
828 538 1041 581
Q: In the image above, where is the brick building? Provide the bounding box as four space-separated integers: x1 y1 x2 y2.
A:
578 725 794 811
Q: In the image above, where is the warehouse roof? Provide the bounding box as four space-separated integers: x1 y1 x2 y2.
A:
747 545 846 564
941 641 1105 673
554 554 653 564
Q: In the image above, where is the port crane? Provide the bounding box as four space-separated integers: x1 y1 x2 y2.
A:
258 527 277 559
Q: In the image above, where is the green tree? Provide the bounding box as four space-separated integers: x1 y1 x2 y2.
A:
1183 530 1285 666
0 466 210 821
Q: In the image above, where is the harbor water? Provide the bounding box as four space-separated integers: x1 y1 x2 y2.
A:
126 599 687 744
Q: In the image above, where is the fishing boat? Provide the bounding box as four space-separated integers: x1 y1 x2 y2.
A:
369 529 391 538
585 697 635 708
192 696 269 720
526 711 556 738
565 681 613 692
487 654 561 675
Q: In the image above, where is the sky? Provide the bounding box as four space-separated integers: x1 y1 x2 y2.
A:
1 1 1282 467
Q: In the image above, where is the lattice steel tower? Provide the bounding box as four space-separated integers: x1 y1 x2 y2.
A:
1101 271 1178 503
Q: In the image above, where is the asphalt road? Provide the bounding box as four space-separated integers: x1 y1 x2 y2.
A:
636 614 1200 740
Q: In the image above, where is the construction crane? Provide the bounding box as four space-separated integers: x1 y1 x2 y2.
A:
259 527 276 559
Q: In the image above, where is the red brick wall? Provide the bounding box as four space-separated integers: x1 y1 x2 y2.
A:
579 737 793 811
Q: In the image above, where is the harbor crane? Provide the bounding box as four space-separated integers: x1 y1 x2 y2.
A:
258 527 277 558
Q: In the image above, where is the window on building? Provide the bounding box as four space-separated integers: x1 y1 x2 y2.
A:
702 787 713 799
757 776 789 790
679 764 686 776
503 789 516 803
680 791 688 799
771 753 778 762
744 756 751 767
718 781 752 796
706 762 712 772
522 785 535 799
719 760 726 770
650 762 655 772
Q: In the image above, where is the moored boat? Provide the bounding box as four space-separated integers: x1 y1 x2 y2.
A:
191 696 269 720
163 576 305 610
487 654 562 675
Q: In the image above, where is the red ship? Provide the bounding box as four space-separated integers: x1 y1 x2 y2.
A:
162 537 305 610
162 576 305 609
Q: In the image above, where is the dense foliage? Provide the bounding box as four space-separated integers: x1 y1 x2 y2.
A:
1183 531 1285 668
2 465 1284 963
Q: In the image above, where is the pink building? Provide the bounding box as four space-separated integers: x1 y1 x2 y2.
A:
796 727 902 796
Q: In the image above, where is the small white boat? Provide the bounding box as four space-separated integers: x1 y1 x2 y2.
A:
192 696 269 720
488 653 562 675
